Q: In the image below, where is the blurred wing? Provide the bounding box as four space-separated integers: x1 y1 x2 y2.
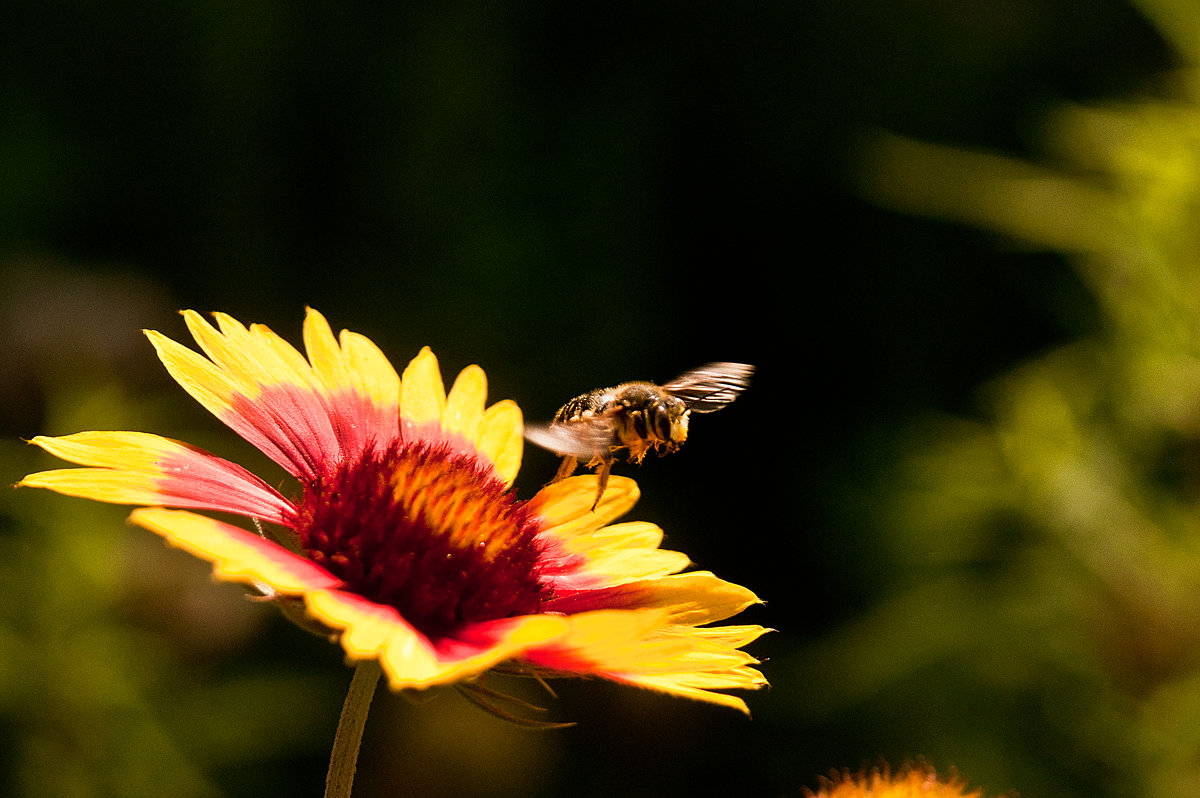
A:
662 362 754 413
524 418 615 459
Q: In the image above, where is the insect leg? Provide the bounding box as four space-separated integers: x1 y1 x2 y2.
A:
551 455 578 484
590 458 613 511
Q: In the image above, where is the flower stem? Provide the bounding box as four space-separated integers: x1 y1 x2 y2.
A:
325 659 383 798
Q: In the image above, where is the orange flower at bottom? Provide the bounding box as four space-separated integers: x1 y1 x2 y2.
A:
20 308 768 714
806 764 985 798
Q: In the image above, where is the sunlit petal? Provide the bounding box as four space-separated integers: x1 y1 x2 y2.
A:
522 609 768 713
476 399 523 485
539 520 690 589
131 508 340 593
302 307 401 453
442 365 487 443
305 589 569 689
147 317 335 480
529 474 640 533
400 346 446 432
545 570 763 625
22 432 292 523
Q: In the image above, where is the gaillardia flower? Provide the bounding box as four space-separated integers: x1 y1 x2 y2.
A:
21 309 768 713
806 763 986 798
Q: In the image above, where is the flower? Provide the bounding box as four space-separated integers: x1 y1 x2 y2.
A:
21 309 768 713
805 763 985 798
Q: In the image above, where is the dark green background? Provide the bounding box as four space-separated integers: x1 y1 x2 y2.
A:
0 2 1176 796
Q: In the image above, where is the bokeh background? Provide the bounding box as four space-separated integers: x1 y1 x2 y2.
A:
5 1 1200 796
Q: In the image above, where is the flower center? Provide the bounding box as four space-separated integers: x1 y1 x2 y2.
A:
293 439 551 641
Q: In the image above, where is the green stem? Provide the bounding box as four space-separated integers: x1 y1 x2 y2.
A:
324 659 383 798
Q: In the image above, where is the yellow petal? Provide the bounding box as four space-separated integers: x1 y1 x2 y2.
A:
637 665 767 690
341 329 401 409
302 307 350 393
619 571 764 626
476 399 523 485
400 346 446 427
21 468 175 506
525 609 741 678
145 328 241 418
21 432 293 521
530 475 640 536
564 521 666 554
522 610 767 714
183 310 318 400
617 675 756 714
130 508 339 593
537 608 670 663
182 310 262 384
443 365 487 443
578 547 692 583
305 590 569 689
27 431 180 471
303 308 401 410
429 614 570 682
686 624 773 648
549 520 689 580
305 589 445 684
246 319 318 384
151 314 342 477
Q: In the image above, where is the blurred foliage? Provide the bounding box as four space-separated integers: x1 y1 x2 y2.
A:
1 0 1195 797
3 378 342 797
799 2 1200 797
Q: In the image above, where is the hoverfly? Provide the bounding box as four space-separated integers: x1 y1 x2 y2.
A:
524 362 753 510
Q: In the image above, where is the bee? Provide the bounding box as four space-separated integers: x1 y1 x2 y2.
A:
524 362 753 510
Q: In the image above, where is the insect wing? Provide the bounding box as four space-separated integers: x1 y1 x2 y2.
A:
524 418 614 459
661 362 754 413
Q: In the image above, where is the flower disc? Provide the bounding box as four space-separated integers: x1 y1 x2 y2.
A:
294 440 551 640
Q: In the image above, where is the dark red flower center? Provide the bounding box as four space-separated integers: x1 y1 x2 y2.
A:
293 439 551 641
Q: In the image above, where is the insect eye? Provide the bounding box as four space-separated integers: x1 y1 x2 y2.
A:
652 404 674 440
